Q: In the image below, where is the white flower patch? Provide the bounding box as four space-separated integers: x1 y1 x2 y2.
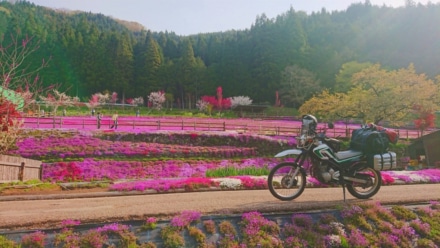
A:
407 173 431 183
390 170 431 183
325 234 341 247
330 222 346 236
212 178 242 190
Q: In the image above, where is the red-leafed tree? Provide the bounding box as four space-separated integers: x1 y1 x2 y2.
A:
200 86 231 111
413 105 436 135
0 98 22 153
217 86 223 110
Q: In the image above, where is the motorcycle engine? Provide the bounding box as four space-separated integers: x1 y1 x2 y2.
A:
312 161 339 183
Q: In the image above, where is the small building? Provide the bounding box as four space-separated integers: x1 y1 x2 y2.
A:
407 130 440 168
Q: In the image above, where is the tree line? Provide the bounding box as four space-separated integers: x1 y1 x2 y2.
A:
1 0 440 110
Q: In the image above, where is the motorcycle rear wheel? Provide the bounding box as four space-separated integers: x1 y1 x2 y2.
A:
268 162 306 201
346 166 382 199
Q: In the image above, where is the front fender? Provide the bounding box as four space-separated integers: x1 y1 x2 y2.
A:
275 149 302 158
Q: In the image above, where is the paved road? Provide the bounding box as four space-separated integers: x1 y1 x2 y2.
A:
1 184 439 230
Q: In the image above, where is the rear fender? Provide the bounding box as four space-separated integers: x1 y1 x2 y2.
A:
275 149 302 158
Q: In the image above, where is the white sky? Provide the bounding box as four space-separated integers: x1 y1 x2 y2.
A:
29 0 440 35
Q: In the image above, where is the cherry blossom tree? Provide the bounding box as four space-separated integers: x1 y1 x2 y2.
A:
230 96 253 108
86 93 101 110
196 99 210 113
148 91 166 110
39 89 79 116
1 33 52 109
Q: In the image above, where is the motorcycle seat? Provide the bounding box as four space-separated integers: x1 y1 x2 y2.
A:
335 150 363 160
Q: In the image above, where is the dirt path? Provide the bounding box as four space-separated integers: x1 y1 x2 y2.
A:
1 184 439 230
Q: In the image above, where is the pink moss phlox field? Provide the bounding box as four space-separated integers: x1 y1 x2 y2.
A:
11 135 257 159
109 178 219 192
229 176 268 189
380 172 396 185
8 129 440 192
42 158 282 182
108 176 271 192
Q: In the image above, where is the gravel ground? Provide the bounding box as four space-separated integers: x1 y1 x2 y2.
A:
0 183 439 230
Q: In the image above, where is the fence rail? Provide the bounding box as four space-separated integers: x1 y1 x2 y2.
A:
23 116 432 140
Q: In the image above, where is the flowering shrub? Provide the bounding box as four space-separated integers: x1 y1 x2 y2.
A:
240 211 281 247
170 210 201 230
188 226 206 245
160 226 185 248
148 91 166 110
230 96 252 108
196 99 210 112
142 217 158 230
217 220 240 247
21 231 46 248
127 96 144 106
203 220 216 234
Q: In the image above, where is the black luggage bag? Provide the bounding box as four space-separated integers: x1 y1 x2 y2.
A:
350 127 389 154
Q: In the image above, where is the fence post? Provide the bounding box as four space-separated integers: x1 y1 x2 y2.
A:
157 120 161 130
133 120 135 129
82 119 85 129
194 122 196 130
182 120 184 130
37 117 40 128
223 122 226 131
18 162 25 181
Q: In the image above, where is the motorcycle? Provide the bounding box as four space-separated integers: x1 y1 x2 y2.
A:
268 114 383 201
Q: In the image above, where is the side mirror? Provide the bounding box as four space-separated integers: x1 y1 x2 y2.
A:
328 122 334 129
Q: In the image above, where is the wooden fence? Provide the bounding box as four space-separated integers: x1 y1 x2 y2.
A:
0 155 42 183
23 116 431 140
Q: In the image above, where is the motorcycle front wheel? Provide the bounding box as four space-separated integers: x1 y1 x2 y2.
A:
346 166 382 199
268 162 306 201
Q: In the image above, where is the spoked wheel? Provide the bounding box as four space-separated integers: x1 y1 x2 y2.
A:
346 166 382 199
268 162 307 201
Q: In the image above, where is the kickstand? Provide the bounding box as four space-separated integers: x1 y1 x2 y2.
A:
342 184 346 202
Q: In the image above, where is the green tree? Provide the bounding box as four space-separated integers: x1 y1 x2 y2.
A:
279 65 321 108
175 39 199 109
334 61 373 93
134 31 163 98
300 64 440 124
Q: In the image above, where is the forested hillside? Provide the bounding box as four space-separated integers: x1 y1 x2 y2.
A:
1 1 440 108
